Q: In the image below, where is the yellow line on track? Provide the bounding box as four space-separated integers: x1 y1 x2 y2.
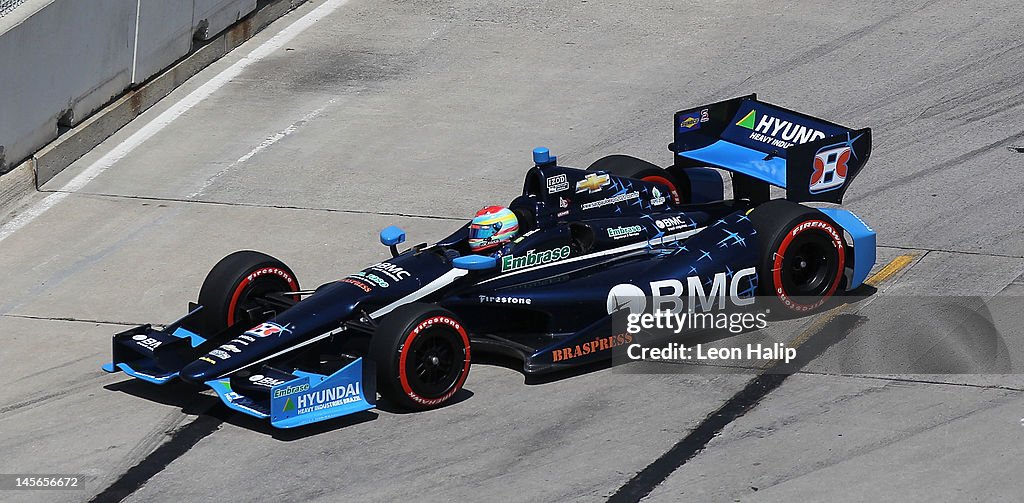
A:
865 254 916 287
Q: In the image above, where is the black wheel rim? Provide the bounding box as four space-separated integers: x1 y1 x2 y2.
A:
405 326 463 397
780 233 838 297
231 276 293 326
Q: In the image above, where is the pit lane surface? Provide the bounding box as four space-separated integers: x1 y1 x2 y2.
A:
2 0 1024 501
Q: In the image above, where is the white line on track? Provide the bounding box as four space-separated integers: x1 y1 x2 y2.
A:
0 0 352 245
187 99 336 199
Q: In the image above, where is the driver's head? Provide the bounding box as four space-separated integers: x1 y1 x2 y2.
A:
469 206 519 252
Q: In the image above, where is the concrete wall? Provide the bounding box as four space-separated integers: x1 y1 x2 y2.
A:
194 0 257 41
0 0 257 174
133 0 194 85
0 0 135 173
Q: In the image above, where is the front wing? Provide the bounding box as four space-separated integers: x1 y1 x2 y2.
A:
206 356 376 428
104 319 376 429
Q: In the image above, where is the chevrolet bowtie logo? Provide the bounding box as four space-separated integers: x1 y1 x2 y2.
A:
576 173 610 193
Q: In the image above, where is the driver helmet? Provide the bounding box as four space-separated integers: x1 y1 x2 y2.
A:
469 206 519 252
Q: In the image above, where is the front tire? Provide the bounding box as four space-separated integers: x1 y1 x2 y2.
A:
196 250 300 335
750 200 847 314
369 303 471 411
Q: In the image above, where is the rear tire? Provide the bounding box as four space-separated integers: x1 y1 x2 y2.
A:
587 154 686 205
749 200 846 314
196 250 300 335
369 303 471 411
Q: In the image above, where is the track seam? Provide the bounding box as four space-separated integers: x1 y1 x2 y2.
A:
878 244 1023 259
40 189 466 221
1 313 147 326
793 371 1024 392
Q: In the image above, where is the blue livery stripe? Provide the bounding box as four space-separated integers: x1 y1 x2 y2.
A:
818 208 877 289
679 141 788 188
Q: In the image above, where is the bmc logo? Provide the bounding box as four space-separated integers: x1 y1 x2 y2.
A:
810 145 851 194
606 267 757 314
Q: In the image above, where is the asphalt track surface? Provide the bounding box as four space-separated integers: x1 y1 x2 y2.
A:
2 1 1024 502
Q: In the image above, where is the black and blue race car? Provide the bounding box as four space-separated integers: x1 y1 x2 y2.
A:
104 95 876 428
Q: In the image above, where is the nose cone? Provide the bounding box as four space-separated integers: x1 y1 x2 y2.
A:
180 358 219 384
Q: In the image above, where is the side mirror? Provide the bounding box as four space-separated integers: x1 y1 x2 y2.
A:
380 226 406 257
452 255 498 271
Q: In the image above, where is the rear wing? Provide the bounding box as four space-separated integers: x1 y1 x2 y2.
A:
671 94 871 204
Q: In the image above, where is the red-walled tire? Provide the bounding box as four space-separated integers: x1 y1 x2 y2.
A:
369 303 471 411
750 200 847 314
196 250 300 335
587 154 686 205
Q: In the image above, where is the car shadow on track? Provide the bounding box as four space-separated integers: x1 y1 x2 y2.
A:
472 352 614 386
371 388 475 414
210 407 380 440
104 378 381 440
104 379 215 413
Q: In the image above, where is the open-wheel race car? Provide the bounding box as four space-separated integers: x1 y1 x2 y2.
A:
104 94 876 428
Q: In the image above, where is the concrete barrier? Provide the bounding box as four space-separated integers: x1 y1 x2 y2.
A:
0 0 265 176
0 0 136 175
133 0 194 85
0 0 303 214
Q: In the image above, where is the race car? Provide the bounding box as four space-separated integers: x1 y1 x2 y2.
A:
104 94 876 428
